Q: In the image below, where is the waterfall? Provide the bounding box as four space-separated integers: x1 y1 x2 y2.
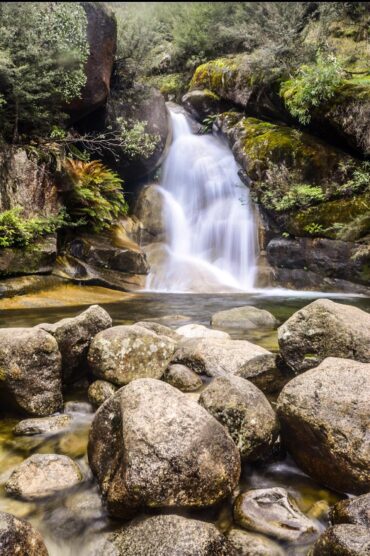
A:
146 110 257 293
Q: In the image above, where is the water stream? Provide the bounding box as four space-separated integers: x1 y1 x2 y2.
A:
146 110 257 292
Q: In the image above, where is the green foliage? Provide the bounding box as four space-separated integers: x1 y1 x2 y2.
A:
62 159 128 232
338 162 370 195
0 207 69 248
116 118 160 160
262 184 326 213
200 114 218 134
303 222 325 236
280 54 345 124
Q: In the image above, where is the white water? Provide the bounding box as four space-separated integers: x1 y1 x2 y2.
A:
146 111 257 293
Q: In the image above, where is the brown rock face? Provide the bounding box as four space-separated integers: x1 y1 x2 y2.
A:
277 357 370 494
0 511 49 555
330 493 370 528
312 524 370 556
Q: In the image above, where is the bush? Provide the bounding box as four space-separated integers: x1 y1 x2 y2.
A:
261 183 326 212
0 207 68 248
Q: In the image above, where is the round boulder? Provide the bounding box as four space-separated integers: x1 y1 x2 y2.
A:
226 528 284 556
211 306 277 331
88 380 117 408
163 364 203 392
199 376 279 461
312 524 370 555
0 511 48 555
277 357 370 494
88 378 240 518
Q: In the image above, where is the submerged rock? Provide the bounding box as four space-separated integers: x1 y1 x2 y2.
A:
226 528 284 556
5 454 83 501
88 324 177 386
176 323 230 339
37 305 112 383
88 378 240 518
278 299 370 373
199 376 279 461
312 524 370 555
88 380 117 408
0 511 48 555
211 306 277 330
0 327 62 416
277 357 370 494
13 415 72 436
234 488 319 544
94 514 235 556
163 364 203 392
330 493 370 528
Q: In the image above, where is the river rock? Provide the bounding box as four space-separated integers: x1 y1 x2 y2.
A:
277 357 370 494
312 524 370 555
134 321 181 342
88 378 240 518
176 323 230 339
227 528 284 556
5 454 83 501
88 380 117 408
234 488 319 543
330 493 370 527
236 353 289 394
199 376 279 461
0 511 48 555
163 364 203 392
88 324 177 386
172 337 270 377
13 415 72 436
278 299 370 373
37 305 112 383
94 514 235 556
134 185 166 244
211 306 277 330
0 327 62 416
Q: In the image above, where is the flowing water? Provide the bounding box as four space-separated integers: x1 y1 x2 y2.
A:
146 110 257 292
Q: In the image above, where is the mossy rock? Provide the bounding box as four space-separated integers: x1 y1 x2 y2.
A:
143 73 189 102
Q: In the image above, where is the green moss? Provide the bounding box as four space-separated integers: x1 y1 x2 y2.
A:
143 73 188 101
190 57 239 92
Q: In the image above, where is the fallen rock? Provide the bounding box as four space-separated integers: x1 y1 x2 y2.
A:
226 528 284 556
88 325 177 386
135 321 181 342
199 376 279 461
211 306 277 330
88 378 240 518
13 415 72 436
94 514 235 556
163 364 203 392
37 305 112 383
330 493 370 528
5 454 82 501
278 299 370 373
236 354 289 394
0 511 48 555
172 337 270 377
277 357 370 494
88 380 117 408
176 323 230 339
0 328 62 416
234 488 319 544
312 524 370 555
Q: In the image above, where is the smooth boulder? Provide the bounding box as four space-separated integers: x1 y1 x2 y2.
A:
277 357 370 494
88 378 240 518
211 306 277 330
312 524 370 555
236 353 289 394
199 376 279 461
88 380 117 408
0 328 62 416
278 299 370 373
330 493 370 528
13 415 72 436
177 323 230 339
88 324 177 386
0 511 48 555
133 185 166 244
134 321 181 342
227 528 284 556
163 364 203 392
37 305 112 382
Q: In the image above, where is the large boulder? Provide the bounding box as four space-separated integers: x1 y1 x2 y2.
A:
0 511 48 555
278 299 370 373
133 185 166 244
199 376 279 462
277 357 370 494
37 305 112 383
330 493 370 528
0 237 57 278
177 324 230 339
93 514 235 556
0 328 62 416
88 324 177 386
88 378 241 518
312 524 370 556
211 306 277 331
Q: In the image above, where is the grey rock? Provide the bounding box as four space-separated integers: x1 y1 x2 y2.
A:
163 364 203 392
330 493 370 528
177 323 230 339
88 380 117 408
211 306 277 330
182 89 221 121
135 321 181 342
0 511 48 555
236 353 289 394
312 524 370 555
13 415 72 436
227 528 284 556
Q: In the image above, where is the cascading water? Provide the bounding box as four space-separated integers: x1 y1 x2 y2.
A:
146 109 257 293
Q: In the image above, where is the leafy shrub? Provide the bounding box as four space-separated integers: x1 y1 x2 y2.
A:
261 183 326 212
62 159 128 232
116 118 160 160
303 222 325 236
0 207 69 248
338 161 370 195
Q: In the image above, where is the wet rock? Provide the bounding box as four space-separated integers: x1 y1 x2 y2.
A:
176 323 230 339
172 337 270 377
277 357 370 494
134 321 181 342
312 524 370 555
199 376 279 461
37 305 112 383
133 185 166 244
278 299 370 373
234 488 319 544
13 415 72 436
163 364 203 392
88 378 240 518
330 493 370 528
0 327 62 416
0 511 48 555
182 89 222 121
94 514 235 556
211 306 277 330
88 380 117 408
5 454 82 501
88 324 177 386
0 237 57 278
227 528 284 556
236 353 289 394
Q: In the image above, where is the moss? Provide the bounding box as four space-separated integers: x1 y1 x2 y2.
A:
143 73 188 101
189 56 240 93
